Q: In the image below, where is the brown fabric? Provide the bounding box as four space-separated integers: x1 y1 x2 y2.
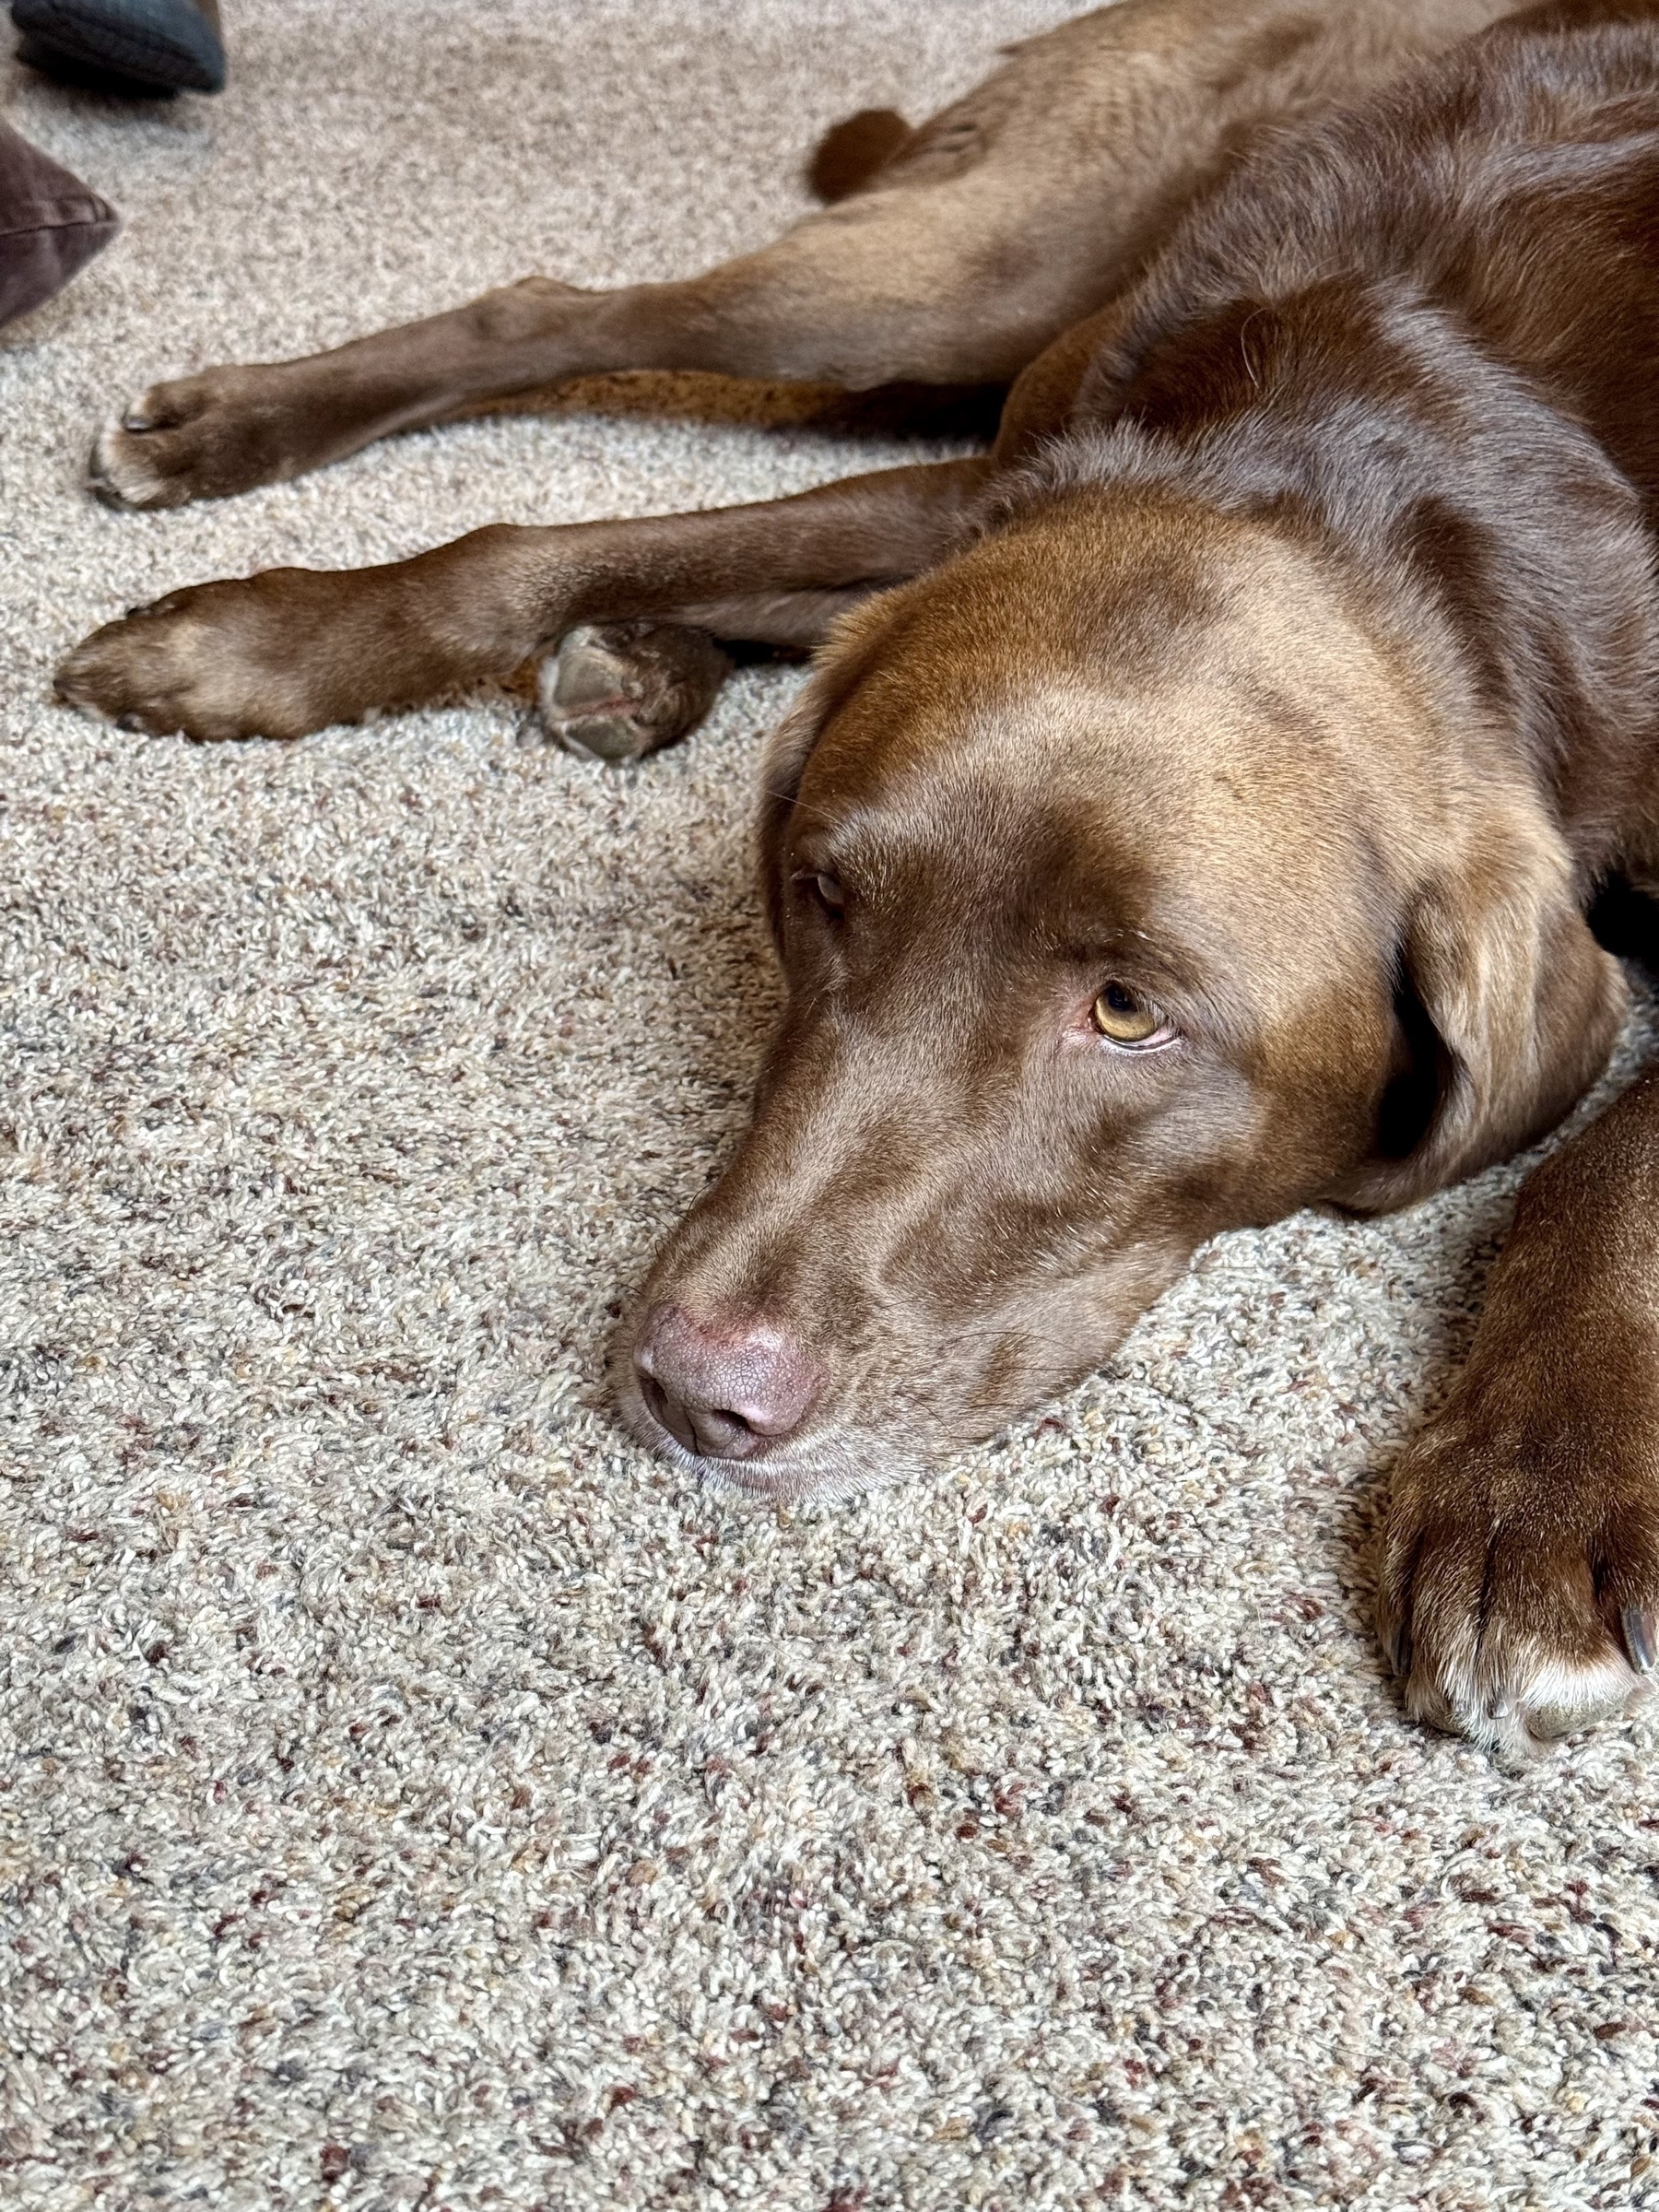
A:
0 119 118 330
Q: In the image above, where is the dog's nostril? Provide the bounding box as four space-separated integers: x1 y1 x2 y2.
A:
687 1404 756 1457
639 1365 764 1461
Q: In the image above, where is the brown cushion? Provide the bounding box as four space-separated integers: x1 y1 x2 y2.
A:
0 118 119 329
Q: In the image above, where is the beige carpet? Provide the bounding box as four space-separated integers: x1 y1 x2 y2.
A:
3 5 1657 2207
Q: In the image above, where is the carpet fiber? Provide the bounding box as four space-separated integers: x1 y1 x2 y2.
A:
3 5 1657 2206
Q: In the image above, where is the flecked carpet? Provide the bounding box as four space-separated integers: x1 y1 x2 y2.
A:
2 4 1656 2207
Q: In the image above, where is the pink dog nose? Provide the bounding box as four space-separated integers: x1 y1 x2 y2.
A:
634 1304 818 1460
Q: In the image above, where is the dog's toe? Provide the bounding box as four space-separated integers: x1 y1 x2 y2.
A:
538 629 661 761
89 411 182 511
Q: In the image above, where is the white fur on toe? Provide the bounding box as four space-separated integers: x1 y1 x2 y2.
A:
1409 1634 1644 1760
89 415 173 509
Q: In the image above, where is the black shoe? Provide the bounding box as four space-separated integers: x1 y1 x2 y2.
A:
12 0 225 96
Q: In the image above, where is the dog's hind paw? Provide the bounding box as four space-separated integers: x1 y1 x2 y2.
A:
88 365 326 509
535 621 731 762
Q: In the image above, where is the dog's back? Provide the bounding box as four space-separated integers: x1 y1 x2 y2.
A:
1085 1 1659 499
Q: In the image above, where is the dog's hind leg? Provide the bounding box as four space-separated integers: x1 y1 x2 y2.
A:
90 0 1511 511
85 187 1100 512
56 458 989 742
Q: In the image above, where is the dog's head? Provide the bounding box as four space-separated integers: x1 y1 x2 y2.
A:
618 493 1624 1492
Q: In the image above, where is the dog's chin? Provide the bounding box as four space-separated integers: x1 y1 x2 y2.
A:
613 1374 917 1500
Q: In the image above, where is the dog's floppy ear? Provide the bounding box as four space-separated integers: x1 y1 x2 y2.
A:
1335 796 1626 1212
756 594 900 944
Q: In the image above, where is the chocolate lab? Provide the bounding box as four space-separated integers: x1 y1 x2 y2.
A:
54 0 1659 1756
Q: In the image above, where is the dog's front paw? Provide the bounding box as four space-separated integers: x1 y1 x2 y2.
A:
89 365 334 510
55 571 371 741
1378 1391 1657 1759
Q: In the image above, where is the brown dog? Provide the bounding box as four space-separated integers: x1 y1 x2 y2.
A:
54 0 1659 1757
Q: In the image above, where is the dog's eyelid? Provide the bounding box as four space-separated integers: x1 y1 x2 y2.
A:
1094 1024 1180 1054
1059 934 1198 1010
792 866 848 917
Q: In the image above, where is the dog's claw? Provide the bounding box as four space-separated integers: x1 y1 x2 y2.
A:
1621 1605 1657 1674
1380 1611 1412 1680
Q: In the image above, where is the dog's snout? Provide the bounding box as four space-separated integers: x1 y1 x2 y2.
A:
634 1304 818 1460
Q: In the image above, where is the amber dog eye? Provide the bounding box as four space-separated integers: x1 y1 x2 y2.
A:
1091 982 1167 1047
